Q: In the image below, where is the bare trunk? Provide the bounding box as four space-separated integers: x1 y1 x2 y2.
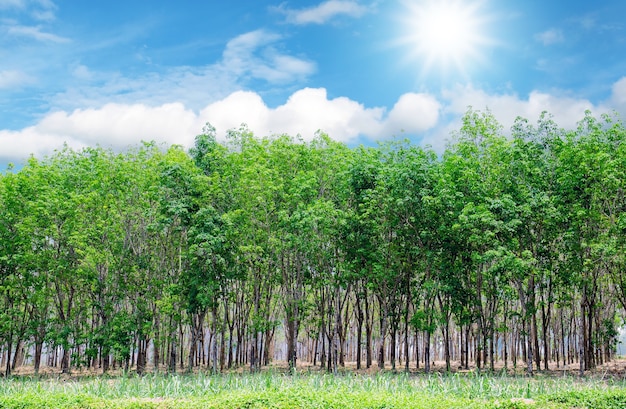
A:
542 311 550 371
532 311 540 370
211 305 219 373
33 339 43 375
11 340 24 371
365 294 373 368
168 318 177 374
526 317 533 376
424 330 431 374
61 347 71 374
378 313 387 369
136 337 148 375
404 305 410 372
4 332 13 377
286 312 298 370
444 321 451 372
355 294 363 370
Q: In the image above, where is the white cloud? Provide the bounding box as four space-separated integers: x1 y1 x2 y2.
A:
37 103 199 147
7 24 69 42
31 8 54 21
32 0 56 20
382 93 440 136
35 0 55 8
534 28 564 45
0 0 25 9
50 30 314 113
52 68 236 114
0 126 84 161
419 82 623 153
5 80 625 163
0 102 201 161
442 84 601 132
0 89 442 162
610 76 626 109
200 88 439 142
71 64 92 80
0 0 57 20
201 88 379 142
0 69 32 88
221 30 315 83
276 0 369 25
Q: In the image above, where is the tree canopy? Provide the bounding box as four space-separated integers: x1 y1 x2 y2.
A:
1 110 625 376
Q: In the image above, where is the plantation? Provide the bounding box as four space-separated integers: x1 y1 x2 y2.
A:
2 109 626 382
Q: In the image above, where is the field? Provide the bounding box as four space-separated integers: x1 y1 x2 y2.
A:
2 369 626 409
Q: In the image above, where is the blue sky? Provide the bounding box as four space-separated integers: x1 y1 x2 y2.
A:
1 0 626 166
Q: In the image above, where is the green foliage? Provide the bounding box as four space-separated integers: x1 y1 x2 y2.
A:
1 108 626 377
546 390 626 409
1 374 625 408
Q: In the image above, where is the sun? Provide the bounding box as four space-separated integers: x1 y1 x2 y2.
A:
400 0 492 78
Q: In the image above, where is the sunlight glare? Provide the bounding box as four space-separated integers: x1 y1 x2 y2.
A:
401 0 491 78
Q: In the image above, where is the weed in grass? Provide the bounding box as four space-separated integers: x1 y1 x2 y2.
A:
2 372 626 408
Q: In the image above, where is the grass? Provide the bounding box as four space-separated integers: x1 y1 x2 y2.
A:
1 371 626 408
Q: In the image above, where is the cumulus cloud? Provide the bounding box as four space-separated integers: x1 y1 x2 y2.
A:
0 102 202 162
411 81 626 153
275 0 369 25
534 28 564 45
0 89 441 162
0 127 83 161
3 75 626 164
36 103 199 147
442 84 601 131
382 93 441 136
200 88 439 142
610 76 626 109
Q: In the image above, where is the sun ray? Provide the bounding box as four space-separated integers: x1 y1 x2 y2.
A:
399 0 493 79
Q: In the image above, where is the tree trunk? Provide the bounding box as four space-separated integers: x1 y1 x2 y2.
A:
579 311 585 377
378 313 387 369
424 330 431 374
532 311 540 370
211 305 219 373
61 347 71 374
153 313 161 372
168 319 177 374
365 293 373 368
33 339 44 375
526 317 533 376
355 293 363 370
404 305 410 373
542 308 550 371
489 329 495 371
137 337 147 375
4 332 13 377
390 325 397 370
11 339 24 371
286 317 297 370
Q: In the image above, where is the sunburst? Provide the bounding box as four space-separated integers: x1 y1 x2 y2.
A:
399 0 493 78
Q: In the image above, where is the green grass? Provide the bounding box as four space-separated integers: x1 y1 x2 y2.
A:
1 371 626 408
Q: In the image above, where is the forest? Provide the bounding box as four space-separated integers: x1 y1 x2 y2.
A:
1 109 626 378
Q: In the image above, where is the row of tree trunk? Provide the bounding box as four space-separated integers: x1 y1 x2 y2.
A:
2 287 618 376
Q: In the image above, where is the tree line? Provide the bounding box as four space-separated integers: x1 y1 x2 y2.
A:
1 109 626 377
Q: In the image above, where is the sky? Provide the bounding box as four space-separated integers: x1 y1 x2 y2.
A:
1 0 626 167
